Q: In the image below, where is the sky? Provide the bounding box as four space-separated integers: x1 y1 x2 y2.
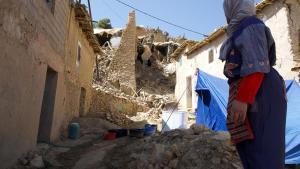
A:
82 0 261 41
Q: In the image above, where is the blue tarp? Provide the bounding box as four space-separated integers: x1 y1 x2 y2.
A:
195 70 300 164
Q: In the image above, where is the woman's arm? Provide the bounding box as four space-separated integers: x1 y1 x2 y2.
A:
236 73 265 105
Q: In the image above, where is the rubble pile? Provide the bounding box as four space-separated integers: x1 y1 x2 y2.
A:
92 84 173 110
12 121 243 169
94 47 116 84
136 60 176 95
101 125 243 169
100 108 162 129
13 144 50 169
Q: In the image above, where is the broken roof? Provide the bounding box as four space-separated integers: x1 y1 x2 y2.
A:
184 0 276 57
74 3 102 54
94 28 123 36
170 40 198 60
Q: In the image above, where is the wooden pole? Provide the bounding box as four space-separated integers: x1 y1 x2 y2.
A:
87 0 100 81
87 0 93 29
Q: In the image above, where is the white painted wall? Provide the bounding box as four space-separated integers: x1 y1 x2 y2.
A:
175 0 299 112
262 0 298 80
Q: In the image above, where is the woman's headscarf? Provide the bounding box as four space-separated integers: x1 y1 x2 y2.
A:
223 0 256 35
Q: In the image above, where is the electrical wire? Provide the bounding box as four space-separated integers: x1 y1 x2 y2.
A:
113 0 209 37
102 0 126 22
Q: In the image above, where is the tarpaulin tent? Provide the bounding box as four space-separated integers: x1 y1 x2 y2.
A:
195 70 300 164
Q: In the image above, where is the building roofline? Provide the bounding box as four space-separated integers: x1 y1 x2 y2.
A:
186 27 226 56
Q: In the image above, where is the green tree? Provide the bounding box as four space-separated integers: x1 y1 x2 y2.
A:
96 18 112 29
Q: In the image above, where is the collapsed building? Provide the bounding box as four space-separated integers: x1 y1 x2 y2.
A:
0 1 101 168
91 11 182 119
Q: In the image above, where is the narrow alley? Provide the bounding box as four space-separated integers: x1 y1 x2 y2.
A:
1 0 300 169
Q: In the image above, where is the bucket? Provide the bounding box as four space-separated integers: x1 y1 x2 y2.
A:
144 124 157 136
68 123 80 140
162 111 188 132
104 132 117 140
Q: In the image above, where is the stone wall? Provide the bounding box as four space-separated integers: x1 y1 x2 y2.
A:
89 88 149 116
261 0 298 80
285 0 300 62
285 0 300 79
108 11 137 95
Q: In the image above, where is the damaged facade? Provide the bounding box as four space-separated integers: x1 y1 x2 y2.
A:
95 11 181 96
0 1 100 168
173 0 300 111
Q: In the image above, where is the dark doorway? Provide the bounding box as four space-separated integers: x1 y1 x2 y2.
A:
37 67 58 143
79 87 86 116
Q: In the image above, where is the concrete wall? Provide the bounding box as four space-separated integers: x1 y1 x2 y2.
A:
0 0 70 168
108 11 137 95
175 0 300 111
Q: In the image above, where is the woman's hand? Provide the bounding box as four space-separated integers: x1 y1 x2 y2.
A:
230 100 248 123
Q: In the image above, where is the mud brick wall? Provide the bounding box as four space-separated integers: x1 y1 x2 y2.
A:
108 11 137 95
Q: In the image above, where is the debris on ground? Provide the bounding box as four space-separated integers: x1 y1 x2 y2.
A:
100 125 242 169
12 123 243 169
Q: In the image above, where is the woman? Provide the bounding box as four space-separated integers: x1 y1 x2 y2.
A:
220 0 287 168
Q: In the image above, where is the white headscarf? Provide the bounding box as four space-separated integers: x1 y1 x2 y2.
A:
223 0 256 35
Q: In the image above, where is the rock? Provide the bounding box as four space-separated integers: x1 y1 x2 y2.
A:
170 144 181 157
163 150 174 164
182 128 194 135
190 124 206 135
222 158 229 163
232 163 243 169
168 159 178 169
19 158 29 166
27 151 36 160
213 132 230 141
37 143 50 151
211 157 221 164
30 155 44 168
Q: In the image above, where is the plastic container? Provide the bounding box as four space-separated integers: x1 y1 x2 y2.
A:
129 129 145 138
162 111 188 132
144 124 157 136
108 129 128 138
104 132 117 140
68 123 80 140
